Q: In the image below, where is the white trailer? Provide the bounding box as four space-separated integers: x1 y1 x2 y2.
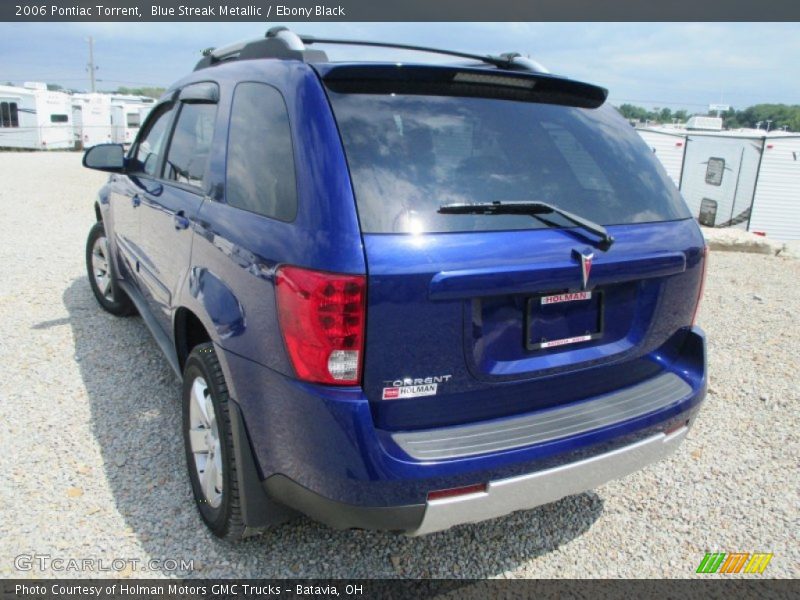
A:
679 134 763 230
71 93 114 148
0 82 73 150
110 97 155 145
637 128 687 187
748 136 800 240
640 126 800 240
139 105 154 129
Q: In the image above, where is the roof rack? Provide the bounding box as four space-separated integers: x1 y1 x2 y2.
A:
194 27 548 74
194 28 328 71
299 34 549 73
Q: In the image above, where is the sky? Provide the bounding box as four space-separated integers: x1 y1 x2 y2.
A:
1 22 798 111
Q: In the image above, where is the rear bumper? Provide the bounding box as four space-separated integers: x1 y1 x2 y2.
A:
412 424 688 535
261 424 689 535
218 326 706 532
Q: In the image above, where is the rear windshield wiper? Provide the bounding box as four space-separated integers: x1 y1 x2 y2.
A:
438 200 615 251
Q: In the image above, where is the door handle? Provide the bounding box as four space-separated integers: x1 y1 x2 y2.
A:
173 211 190 230
132 194 141 208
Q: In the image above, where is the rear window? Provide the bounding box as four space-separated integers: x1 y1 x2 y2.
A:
327 93 690 234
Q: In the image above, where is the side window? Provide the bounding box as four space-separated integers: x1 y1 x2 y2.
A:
163 103 217 189
50 114 69 123
132 104 176 176
705 157 725 186
226 83 297 221
1 102 19 128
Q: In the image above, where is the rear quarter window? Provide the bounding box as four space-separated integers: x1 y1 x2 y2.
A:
225 82 297 222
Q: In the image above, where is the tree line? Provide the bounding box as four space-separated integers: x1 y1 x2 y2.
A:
617 103 800 132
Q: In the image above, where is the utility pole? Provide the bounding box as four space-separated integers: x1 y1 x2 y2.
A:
87 36 96 93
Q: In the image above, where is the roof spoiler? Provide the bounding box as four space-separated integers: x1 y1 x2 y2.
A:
320 64 608 109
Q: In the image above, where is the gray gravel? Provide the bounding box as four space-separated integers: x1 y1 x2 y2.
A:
0 152 797 579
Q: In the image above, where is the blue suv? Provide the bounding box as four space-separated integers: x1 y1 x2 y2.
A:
83 28 708 539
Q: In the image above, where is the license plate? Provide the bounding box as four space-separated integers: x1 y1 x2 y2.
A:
526 291 604 351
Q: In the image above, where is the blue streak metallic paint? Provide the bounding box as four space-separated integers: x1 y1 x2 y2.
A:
94 58 708 511
220 327 705 506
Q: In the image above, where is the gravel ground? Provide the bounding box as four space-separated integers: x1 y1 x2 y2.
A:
0 152 797 579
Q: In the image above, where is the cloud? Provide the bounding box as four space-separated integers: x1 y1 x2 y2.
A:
0 22 797 109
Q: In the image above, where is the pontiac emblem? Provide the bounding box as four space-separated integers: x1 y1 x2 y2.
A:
572 248 594 290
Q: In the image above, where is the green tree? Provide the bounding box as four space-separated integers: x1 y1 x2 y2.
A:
618 103 650 122
613 102 800 131
721 108 740 128
738 104 800 131
114 86 165 99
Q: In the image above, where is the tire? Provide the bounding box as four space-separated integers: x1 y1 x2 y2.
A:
182 343 246 540
85 221 135 316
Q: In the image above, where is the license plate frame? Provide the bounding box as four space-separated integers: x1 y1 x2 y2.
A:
525 290 605 351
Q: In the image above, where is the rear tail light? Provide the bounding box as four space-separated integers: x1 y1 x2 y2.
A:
691 246 709 326
427 483 487 501
665 419 690 436
275 265 366 385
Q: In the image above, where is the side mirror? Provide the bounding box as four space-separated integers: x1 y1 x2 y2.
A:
83 144 125 173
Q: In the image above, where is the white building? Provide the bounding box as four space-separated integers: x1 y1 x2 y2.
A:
638 126 800 241
0 82 74 150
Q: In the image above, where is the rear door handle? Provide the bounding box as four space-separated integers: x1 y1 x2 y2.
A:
173 210 190 230
131 194 141 208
